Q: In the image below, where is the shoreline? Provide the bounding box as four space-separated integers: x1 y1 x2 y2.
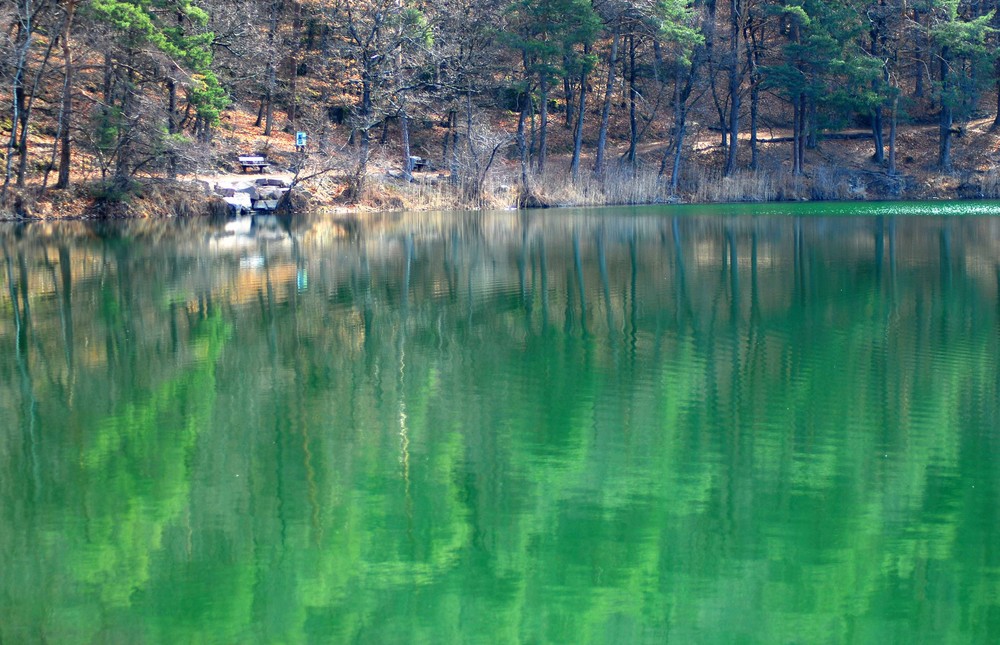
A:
1 165 998 222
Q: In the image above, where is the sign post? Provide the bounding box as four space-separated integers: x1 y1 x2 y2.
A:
295 131 307 152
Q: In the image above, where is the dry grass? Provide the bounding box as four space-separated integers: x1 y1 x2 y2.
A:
347 161 861 212
350 172 517 213
527 166 674 207
690 168 780 203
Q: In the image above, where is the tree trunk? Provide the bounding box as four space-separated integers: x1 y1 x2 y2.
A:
401 112 413 182
594 31 621 175
465 91 482 200
4 18 33 194
442 110 453 164
517 95 529 199
799 94 808 170
745 15 761 170
668 108 688 195
661 61 696 195
871 108 884 163
938 47 953 170
450 109 460 185
264 0 279 136
167 78 178 179
569 45 590 181
806 96 818 149
724 0 741 176
55 2 78 190
992 65 1000 131
749 82 759 169
888 95 898 176
792 95 800 175
866 27 885 164
16 14 61 188
114 66 137 190
264 70 276 136
380 118 390 144
913 9 924 99
287 0 302 127
255 95 266 127
792 93 804 175
626 35 639 167
518 50 532 194
595 32 620 176
704 0 727 151
528 93 537 161
563 59 574 128
538 74 549 173
99 52 113 181
351 74 372 199
13 82 28 189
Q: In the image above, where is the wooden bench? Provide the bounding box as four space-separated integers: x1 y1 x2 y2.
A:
238 156 270 173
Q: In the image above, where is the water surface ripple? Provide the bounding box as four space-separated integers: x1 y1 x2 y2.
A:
2 204 1000 643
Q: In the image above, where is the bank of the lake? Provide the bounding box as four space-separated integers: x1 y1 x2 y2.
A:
3 157 1000 220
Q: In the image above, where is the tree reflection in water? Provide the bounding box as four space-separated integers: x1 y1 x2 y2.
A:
2 203 1000 643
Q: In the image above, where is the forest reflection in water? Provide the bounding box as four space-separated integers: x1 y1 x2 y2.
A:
2 203 1000 643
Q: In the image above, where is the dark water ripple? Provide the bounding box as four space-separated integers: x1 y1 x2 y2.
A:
2 205 1000 643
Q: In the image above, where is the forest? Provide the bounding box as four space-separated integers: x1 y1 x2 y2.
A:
1 0 999 215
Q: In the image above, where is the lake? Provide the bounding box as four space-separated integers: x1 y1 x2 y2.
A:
3 202 1000 643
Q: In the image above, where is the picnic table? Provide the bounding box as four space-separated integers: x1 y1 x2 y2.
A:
238 155 270 173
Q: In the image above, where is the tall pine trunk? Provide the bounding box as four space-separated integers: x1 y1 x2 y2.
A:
870 30 884 164
992 63 1000 131
263 0 279 136
569 44 590 181
563 58 574 128
287 0 302 126
938 46 953 170
4 18 33 194
662 61 696 195
517 96 529 199
401 112 413 182
55 1 78 190
913 9 924 98
871 108 884 163
745 15 761 170
167 79 178 179
724 0 741 176
518 49 531 194
626 35 639 167
888 95 898 176
538 74 549 172
17 18 61 187
594 33 620 176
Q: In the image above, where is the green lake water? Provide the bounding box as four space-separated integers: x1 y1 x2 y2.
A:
2 202 1000 643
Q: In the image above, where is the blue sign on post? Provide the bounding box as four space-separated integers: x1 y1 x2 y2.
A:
295 132 307 148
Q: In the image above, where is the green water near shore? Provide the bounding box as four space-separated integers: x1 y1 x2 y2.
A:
3 203 1000 643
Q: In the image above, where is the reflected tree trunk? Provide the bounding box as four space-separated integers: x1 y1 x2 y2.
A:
58 245 74 377
940 228 952 292
629 232 638 360
539 237 549 329
573 230 587 332
4 240 40 493
728 228 739 321
597 229 614 336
